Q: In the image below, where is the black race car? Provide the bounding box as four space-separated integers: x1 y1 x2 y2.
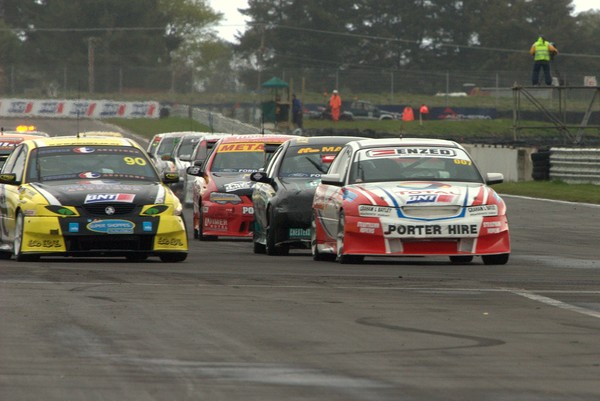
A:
250 136 364 255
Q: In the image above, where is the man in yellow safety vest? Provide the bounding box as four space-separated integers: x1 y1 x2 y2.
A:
530 36 558 86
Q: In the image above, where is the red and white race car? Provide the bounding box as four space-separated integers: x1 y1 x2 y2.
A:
186 134 296 240
311 138 510 264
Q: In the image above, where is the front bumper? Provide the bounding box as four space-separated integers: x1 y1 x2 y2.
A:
20 214 188 256
341 214 510 256
201 198 255 237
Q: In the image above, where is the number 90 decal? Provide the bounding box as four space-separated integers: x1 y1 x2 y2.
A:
124 157 147 166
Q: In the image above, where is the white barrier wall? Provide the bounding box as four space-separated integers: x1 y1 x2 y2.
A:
0 98 160 119
461 144 534 182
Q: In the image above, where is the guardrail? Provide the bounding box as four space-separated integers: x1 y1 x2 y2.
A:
173 104 538 182
550 148 600 185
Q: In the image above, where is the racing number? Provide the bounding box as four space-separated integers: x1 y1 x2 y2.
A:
124 157 147 166
454 159 472 166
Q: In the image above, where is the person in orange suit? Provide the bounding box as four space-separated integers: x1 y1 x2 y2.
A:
329 90 342 122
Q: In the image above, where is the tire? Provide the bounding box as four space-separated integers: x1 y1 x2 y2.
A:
482 253 509 265
336 211 363 264
159 253 187 263
311 213 335 261
449 255 474 264
531 151 550 162
265 207 289 256
14 212 39 262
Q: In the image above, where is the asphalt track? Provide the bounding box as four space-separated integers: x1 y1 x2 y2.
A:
1 118 599 400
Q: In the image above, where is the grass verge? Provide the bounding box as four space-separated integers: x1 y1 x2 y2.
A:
495 180 600 204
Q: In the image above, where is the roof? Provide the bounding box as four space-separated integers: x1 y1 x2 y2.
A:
354 137 461 149
79 131 124 137
23 136 142 150
216 134 298 145
261 76 289 88
287 136 366 147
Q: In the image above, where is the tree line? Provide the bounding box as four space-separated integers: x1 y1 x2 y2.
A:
1 0 599 95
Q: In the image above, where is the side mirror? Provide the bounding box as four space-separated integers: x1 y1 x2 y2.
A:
320 173 344 186
0 173 20 185
249 171 273 185
486 172 504 185
193 159 205 167
186 165 204 176
162 172 180 184
161 154 174 162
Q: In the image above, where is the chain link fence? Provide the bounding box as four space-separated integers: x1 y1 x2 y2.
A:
2 63 598 101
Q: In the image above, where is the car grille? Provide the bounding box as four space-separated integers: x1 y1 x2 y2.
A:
65 235 154 251
401 206 462 219
81 203 137 216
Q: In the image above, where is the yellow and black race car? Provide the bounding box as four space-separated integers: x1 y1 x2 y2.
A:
0 136 188 262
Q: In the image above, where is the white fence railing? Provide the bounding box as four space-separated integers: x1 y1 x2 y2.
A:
550 148 600 185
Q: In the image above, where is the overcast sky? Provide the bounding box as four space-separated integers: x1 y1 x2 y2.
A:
208 0 599 42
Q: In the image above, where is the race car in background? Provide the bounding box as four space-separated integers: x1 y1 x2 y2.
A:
0 133 47 168
250 136 364 255
174 132 235 204
311 138 510 264
0 136 188 262
186 134 296 240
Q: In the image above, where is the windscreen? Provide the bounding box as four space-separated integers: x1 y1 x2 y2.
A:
349 146 483 184
177 136 201 159
210 142 267 173
27 146 159 182
278 144 343 177
156 137 181 158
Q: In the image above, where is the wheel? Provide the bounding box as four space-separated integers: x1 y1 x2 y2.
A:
14 212 39 262
159 253 187 263
336 211 363 264
449 255 474 264
311 213 335 261
265 207 289 256
482 253 509 265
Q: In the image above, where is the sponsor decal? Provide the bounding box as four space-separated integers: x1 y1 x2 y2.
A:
79 172 102 179
289 228 311 238
28 239 61 248
358 205 393 217
406 194 456 204
157 237 184 247
343 190 357 201
217 143 264 152
204 218 228 231
87 219 135 234
468 205 498 217
68 223 79 233
224 181 254 192
357 221 379 234
296 145 342 154
85 193 135 203
73 147 96 154
143 221 153 232
383 223 479 237
366 148 457 158
242 206 254 215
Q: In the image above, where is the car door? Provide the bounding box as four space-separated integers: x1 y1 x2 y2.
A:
0 144 28 244
253 144 285 233
319 146 352 240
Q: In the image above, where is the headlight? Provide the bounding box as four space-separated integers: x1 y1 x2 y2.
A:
209 192 242 204
45 205 79 216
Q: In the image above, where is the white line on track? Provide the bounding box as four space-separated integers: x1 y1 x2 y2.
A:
510 289 600 319
501 194 600 208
